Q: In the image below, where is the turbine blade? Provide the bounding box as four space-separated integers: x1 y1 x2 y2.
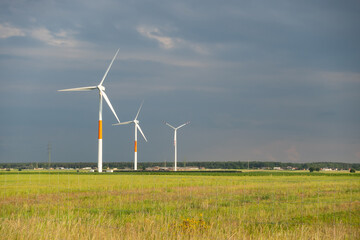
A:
134 100 144 120
176 121 190 130
165 122 176 130
136 123 147 142
99 49 120 86
100 90 120 123
112 121 133 126
58 86 97 91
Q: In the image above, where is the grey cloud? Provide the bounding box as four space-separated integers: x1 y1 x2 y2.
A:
1 0 359 163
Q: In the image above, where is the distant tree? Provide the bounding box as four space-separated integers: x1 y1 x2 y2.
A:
309 167 314 172
315 167 320 172
350 168 356 173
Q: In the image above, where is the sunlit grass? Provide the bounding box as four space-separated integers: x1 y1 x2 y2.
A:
0 172 359 239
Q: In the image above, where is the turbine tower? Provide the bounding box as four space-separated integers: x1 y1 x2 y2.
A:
58 49 121 173
165 121 190 171
113 102 147 170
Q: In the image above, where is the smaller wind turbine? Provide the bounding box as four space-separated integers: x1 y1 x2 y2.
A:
113 102 147 170
165 121 190 171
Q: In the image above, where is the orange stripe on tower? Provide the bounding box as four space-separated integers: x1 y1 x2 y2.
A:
134 141 137 152
98 120 102 139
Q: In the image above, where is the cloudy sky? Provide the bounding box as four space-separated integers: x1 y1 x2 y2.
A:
0 0 359 164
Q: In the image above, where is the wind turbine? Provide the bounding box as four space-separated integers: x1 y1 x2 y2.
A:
113 102 147 170
165 121 190 171
58 49 121 173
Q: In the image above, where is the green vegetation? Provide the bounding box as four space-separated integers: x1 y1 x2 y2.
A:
0 172 359 239
1 161 359 171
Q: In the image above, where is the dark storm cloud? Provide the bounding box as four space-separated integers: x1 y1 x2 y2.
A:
0 0 359 163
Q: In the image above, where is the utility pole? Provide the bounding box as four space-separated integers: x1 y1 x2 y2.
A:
48 142 51 169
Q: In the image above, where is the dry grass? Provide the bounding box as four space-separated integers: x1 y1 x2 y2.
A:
0 172 359 239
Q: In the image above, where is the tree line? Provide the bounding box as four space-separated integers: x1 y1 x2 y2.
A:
0 161 359 170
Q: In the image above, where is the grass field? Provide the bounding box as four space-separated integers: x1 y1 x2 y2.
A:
0 171 359 239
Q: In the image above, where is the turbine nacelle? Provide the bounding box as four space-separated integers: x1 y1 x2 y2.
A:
97 85 105 91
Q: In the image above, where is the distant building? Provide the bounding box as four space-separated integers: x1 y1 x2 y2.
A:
146 166 160 171
145 166 200 171
321 168 333 171
273 167 282 170
146 166 171 171
179 167 200 171
159 167 171 171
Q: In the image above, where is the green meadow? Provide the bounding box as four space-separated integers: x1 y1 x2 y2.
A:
0 171 359 239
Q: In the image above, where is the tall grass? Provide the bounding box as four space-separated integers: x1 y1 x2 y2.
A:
0 172 359 239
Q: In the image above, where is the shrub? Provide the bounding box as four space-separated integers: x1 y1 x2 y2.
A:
350 168 356 173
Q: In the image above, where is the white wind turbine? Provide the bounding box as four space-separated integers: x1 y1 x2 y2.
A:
113 102 147 170
58 49 121 173
165 121 190 171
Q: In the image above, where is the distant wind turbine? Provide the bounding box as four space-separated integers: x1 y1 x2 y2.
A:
165 121 190 171
113 102 147 170
58 49 121 173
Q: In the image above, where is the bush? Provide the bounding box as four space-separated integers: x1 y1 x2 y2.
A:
350 168 356 173
309 167 314 172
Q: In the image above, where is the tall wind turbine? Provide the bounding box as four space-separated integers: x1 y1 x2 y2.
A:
58 49 121 173
113 102 147 170
165 121 190 171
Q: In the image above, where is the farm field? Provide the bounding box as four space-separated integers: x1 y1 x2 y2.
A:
0 171 359 239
